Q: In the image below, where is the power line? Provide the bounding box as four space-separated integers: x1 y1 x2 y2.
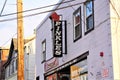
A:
0 0 77 17
0 0 84 47
1 33 17 47
0 1 85 22
0 0 8 16
0 0 90 46
0 0 78 47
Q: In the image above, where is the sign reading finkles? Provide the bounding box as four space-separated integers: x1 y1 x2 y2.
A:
54 21 62 57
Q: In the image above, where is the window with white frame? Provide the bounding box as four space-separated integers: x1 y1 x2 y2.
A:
42 40 46 62
73 7 82 41
85 0 94 34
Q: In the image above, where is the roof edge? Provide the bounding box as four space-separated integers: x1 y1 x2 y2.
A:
36 0 64 31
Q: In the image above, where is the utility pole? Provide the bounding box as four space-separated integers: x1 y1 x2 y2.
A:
17 0 24 80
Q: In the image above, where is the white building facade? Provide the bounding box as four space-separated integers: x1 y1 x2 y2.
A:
36 0 120 80
4 34 36 80
24 35 36 80
4 39 18 80
5 50 17 80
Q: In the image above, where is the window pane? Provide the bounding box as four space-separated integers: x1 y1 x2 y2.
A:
71 59 88 80
85 0 94 32
42 40 46 62
43 51 46 61
86 15 93 30
42 42 45 52
74 12 80 25
73 7 82 40
86 1 92 17
75 25 80 38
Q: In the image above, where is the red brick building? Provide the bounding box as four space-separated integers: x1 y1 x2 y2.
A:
0 47 9 80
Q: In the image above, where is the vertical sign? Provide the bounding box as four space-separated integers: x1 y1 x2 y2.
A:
54 21 62 57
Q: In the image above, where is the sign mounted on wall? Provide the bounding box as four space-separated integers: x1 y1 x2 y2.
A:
54 21 63 57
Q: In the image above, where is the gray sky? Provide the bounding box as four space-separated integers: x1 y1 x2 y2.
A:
0 0 58 47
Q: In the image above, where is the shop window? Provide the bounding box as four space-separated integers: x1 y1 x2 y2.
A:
42 40 46 63
46 73 57 80
73 6 82 42
70 59 88 80
85 0 94 34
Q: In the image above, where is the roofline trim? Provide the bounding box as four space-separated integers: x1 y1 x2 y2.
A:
36 0 64 31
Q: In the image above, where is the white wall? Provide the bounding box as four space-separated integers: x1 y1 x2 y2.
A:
36 18 53 79
5 51 17 80
24 35 36 80
36 0 114 80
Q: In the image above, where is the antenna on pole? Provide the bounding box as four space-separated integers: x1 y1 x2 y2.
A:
17 0 24 80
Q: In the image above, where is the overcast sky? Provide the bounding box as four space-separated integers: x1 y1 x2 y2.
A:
0 0 58 47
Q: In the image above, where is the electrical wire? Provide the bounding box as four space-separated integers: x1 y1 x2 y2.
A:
0 1 85 22
0 0 91 46
1 33 17 47
0 0 109 48
0 0 78 17
1 0 96 47
0 0 8 16
0 0 82 47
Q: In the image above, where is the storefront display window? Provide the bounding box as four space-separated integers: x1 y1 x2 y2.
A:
45 52 89 80
46 73 57 80
70 59 88 80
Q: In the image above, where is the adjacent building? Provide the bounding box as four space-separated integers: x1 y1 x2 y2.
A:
3 38 18 80
36 0 120 80
3 34 36 80
0 47 9 80
24 34 36 80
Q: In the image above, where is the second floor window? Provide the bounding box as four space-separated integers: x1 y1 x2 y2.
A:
42 40 46 62
73 7 82 41
85 0 94 34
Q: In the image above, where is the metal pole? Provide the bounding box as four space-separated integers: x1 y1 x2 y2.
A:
17 0 24 80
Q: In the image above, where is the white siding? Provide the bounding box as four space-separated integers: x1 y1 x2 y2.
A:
24 35 36 80
36 0 119 80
